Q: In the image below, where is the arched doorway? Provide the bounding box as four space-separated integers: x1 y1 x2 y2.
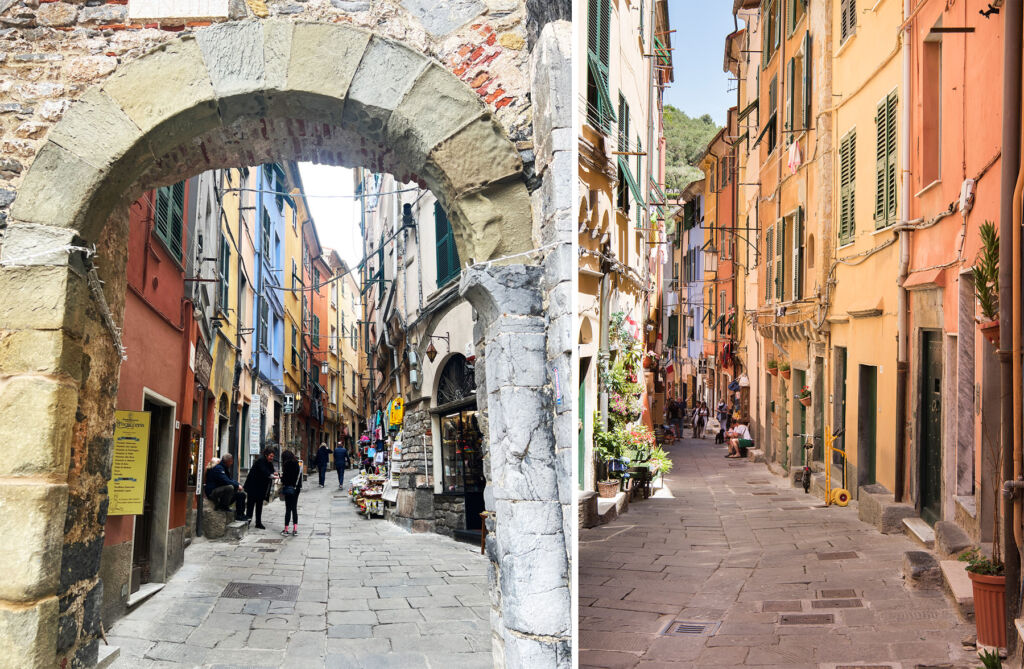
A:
433 354 485 534
0 15 569 667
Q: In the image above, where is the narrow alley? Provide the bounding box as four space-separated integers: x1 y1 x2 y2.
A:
579 435 978 668
105 484 491 669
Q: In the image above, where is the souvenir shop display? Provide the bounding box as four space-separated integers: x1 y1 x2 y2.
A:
349 471 387 518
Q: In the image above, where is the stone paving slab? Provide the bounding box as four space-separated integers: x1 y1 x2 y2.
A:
580 436 979 668
107 482 491 668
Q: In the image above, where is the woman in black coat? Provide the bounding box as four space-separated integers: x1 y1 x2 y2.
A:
243 447 276 529
280 449 302 536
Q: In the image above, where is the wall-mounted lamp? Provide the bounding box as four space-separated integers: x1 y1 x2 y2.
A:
425 332 450 363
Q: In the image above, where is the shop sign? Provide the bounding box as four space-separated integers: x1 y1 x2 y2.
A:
249 409 261 455
108 410 151 516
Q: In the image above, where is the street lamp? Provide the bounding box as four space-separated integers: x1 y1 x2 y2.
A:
321 360 329 375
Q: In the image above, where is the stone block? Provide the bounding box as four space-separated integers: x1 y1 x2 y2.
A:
935 521 972 558
224 520 249 541
343 36 428 143
0 265 89 334
195 21 267 122
0 481 68 602
0 596 59 669
201 505 236 540
903 550 942 590
102 37 219 160
282 23 371 126
0 329 84 382
449 180 534 263
857 484 917 534
401 0 485 36
529 21 571 159
939 559 975 621
36 2 78 26
485 330 547 388
9 142 107 231
578 490 598 529
903 516 936 549
426 117 523 199
0 377 77 477
387 64 486 168
45 88 146 177
747 448 766 463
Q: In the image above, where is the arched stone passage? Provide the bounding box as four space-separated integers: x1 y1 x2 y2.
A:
0 18 567 668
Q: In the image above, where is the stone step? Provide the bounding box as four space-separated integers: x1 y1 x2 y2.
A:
96 643 120 669
939 559 975 622
902 517 936 549
903 550 942 589
858 484 917 534
225 520 249 541
126 582 164 608
934 521 972 558
595 492 628 525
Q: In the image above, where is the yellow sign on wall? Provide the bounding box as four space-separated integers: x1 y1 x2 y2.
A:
108 410 151 516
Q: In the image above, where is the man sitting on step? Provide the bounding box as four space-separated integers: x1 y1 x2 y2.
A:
205 452 247 520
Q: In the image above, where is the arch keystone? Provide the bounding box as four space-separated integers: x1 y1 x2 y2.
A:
450 180 534 263
195 20 267 123
426 116 524 199
282 23 371 125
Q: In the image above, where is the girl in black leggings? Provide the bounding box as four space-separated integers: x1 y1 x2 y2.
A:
280 450 301 536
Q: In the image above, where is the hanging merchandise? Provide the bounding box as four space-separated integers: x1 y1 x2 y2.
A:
389 397 404 427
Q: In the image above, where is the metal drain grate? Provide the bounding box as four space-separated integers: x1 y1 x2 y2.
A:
810 598 863 609
661 620 721 636
779 613 834 625
762 600 803 612
256 548 277 553
817 551 859 560
258 539 283 544
819 589 858 599
221 582 299 601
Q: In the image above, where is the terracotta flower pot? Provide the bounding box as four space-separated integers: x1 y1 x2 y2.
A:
968 570 1006 648
768 367 779 376
979 319 1000 348
597 480 620 499
780 369 791 380
799 396 812 407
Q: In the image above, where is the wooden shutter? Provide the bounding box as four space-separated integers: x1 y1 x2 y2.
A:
219 236 230 309
885 91 899 221
154 187 171 242
839 131 856 243
803 32 812 129
169 181 184 260
765 225 774 301
259 300 268 349
874 99 886 225
435 202 460 287
775 218 785 301
786 57 795 142
792 207 803 299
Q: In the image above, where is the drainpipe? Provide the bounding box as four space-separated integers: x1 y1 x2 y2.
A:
1014 58 1024 553
894 0 912 503
1000 0 1022 651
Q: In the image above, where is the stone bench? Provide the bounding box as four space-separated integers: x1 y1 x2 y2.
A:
200 504 247 541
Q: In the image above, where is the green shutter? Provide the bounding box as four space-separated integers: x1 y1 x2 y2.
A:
840 130 856 243
792 207 803 299
885 90 899 222
775 217 786 300
874 99 886 225
803 32 812 129
219 236 230 309
667 315 678 348
435 202 460 287
154 181 184 261
586 0 616 133
312 315 320 349
765 225 774 301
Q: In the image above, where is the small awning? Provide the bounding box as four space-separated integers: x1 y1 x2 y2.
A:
902 267 946 291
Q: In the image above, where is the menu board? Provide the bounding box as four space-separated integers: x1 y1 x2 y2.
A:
108 410 151 516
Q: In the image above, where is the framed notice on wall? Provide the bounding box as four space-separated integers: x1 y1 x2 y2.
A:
108 410 151 516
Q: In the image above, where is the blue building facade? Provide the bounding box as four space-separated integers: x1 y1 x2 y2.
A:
253 164 286 397
683 193 704 405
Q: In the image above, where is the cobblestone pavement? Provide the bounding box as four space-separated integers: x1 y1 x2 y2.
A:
107 480 492 668
580 436 979 668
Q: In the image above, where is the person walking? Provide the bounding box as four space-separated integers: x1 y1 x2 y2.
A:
692 402 708 439
315 443 330 488
280 449 301 536
333 441 348 488
243 447 276 529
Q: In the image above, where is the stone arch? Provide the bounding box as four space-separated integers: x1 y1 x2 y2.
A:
0 19 564 668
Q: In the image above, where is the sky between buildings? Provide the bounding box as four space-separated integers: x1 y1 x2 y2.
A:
664 1 737 126
296 163 363 269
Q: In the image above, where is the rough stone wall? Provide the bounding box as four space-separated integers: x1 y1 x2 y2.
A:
433 494 468 536
393 401 436 533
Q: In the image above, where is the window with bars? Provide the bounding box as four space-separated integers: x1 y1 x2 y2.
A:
874 91 898 228
586 0 615 133
154 181 185 262
839 129 857 243
435 202 461 288
840 0 857 44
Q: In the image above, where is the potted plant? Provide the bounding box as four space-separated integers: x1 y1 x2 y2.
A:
959 547 1006 648
973 221 1000 347
797 386 812 407
779 361 791 380
594 427 627 498
767 359 779 376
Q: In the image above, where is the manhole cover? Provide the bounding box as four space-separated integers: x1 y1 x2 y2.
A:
820 589 857 598
221 582 299 601
878 608 943 623
661 620 720 636
817 551 859 560
779 613 834 625
258 539 283 544
762 601 802 612
811 598 863 609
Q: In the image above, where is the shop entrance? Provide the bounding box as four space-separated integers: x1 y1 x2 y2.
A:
435 354 485 533
131 397 174 594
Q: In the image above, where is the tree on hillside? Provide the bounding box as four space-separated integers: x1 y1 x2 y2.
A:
663 106 720 196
